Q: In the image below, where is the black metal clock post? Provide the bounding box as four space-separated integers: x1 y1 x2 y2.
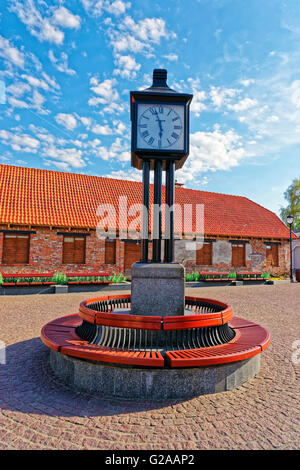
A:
130 69 193 264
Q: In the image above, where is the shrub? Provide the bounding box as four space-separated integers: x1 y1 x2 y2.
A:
52 272 68 285
227 272 237 279
262 272 270 279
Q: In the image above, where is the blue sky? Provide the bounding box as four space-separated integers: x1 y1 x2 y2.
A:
0 0 299 216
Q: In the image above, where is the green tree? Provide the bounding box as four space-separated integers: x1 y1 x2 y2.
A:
280 177 300 229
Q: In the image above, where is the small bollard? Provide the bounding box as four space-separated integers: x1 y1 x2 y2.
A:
55 285 68 294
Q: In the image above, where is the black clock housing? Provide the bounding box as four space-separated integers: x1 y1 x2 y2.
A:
130 69 193 171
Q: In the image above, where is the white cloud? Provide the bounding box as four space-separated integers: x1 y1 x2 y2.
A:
88 77 125 113
48 50 76 75
290 80 300 108
106 14 175 59
187 78 207 117
123 16 175 44
109 32 147 55
77 116 92 129
41 72 60 90
227 97 258 112
0 129 40 153
8 97 29 109
105 1 130 16
52 7 81 30
10 0 65 45
42 145 86 169
176 127 245 183
80 0 105 17
81 0 131 17
105 168 141 182
93 137 130 161
7 82 31 98
210 86 239 109
30 89 48 113
240 78 255 87
163 53 178 62
91 123 113 135
113 54 140 79
113 119 126 135
89 77 119 103
55 113 77 130
21 74 49 91
102 101 125 115
0 35 25 68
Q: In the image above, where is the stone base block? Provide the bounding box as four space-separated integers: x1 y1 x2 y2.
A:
130 262 185 316
49 350 261 400
55 285 68 294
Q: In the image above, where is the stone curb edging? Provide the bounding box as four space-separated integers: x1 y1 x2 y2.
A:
0 282 131 295
185 280 274 287
49 349 261 399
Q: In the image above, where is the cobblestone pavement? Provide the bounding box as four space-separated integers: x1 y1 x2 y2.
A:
0 283 299 450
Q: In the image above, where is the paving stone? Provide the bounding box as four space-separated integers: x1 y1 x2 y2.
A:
0 285 299 450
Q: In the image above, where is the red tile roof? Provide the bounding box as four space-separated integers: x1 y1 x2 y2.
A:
0 164 292 239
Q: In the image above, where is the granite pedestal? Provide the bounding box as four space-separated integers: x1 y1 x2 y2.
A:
130 262 185 316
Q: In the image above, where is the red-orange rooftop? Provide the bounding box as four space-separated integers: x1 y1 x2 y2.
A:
0 164 291 239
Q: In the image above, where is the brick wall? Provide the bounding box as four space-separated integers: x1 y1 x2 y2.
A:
174 237 290 275
0 226 118 275
0 225 290 275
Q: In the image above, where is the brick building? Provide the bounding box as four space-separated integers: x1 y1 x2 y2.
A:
0 164 292 276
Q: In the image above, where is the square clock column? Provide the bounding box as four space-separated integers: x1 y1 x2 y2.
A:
129 69 193 317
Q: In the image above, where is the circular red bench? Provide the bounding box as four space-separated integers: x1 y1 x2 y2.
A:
41 294 270 369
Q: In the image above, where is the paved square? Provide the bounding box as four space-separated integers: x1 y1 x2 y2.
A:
0 283 299 450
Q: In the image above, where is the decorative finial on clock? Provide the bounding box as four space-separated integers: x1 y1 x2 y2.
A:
152 69 168 88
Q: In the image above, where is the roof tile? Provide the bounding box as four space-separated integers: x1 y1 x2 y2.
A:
0 164 291 239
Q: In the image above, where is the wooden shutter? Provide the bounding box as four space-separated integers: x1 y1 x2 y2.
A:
74 237 85 264
272 245 278 267
2 233 29 264
63 236 85 264
124 241 141 270
105 239 116 264
266 244 278 267
266 245 272 265
231 243 245 267
15 235 29 264
196 242 212 265
62 237 74 264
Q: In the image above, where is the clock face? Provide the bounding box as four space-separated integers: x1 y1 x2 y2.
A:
136 103 185 151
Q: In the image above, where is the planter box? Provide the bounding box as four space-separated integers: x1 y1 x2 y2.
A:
0 284 55 295
0 281 129 295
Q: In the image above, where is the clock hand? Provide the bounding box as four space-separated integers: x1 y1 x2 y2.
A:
155 110 164 138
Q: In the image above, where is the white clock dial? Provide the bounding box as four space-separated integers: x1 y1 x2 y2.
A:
137 104 184 150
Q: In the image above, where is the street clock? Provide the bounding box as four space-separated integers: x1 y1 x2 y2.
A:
130 69 193 171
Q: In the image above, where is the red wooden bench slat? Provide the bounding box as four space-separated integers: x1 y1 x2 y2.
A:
41 314 164 367
228 317 258 329
165 343 261 367
165 321 270 367
80 300 162 330
61 344 164 367
232 324 270 351
45 314 83 328
41 325 81 352
163 317 223 330
94 316 162 330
